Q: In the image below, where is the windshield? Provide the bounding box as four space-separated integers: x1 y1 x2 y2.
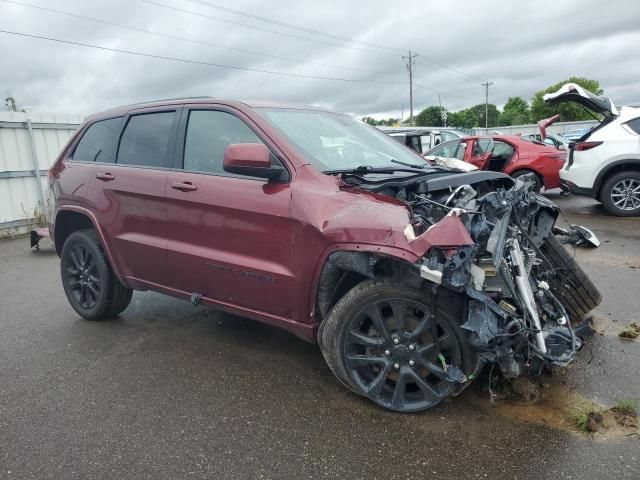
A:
257 108 428 171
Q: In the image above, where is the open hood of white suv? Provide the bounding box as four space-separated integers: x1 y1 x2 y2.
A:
543 83 619 118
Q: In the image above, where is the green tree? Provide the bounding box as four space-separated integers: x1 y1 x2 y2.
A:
361 116 400 126
530 77 602 122
415 106 445 127
446 104 499 129
499 96 531 126
447 110 475 129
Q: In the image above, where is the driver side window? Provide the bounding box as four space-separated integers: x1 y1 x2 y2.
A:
430 139 460 158
183 110 264 175
454 142 467 160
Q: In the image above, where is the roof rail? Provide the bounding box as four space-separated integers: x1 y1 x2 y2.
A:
123 96 213 108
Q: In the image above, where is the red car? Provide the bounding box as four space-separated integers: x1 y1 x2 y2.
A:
424 134 567 191
49 98 599 412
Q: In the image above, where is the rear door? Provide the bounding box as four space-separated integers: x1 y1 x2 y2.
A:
88 107 179 286
165 106 295 317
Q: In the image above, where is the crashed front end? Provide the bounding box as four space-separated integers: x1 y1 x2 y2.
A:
399 174 598 378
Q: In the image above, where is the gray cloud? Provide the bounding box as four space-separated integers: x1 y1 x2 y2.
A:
1 0 639 119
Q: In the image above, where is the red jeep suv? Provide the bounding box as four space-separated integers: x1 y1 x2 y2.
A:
50 98 600 412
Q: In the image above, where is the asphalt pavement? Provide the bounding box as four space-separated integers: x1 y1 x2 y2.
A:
1 194 639 479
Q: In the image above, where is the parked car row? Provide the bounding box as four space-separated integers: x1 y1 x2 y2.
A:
380 84 640 216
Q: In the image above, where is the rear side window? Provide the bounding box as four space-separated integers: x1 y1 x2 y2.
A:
117 111 176 167
183 110 263 174
625 117 640 135
72 117 121 162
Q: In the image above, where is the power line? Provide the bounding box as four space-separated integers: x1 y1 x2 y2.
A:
413 82 479 102
415 58 485 83
180 0 487 84
183 0 405 54
178 0 486 84
0 29 413 85
0 0 398 76
140 0 401 58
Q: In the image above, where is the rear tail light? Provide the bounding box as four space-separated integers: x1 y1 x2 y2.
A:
574 141 603 151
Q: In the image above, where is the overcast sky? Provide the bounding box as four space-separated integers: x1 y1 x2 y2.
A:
1 0 639 119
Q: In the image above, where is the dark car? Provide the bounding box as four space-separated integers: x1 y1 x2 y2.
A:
49 98 600 412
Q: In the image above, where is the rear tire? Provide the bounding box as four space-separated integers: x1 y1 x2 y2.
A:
600 171 640 217
319 279 475 412
60 229 132 320
539 235 602 321
107 278 133 317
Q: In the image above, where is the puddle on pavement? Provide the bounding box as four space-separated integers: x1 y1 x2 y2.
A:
467 375 639 440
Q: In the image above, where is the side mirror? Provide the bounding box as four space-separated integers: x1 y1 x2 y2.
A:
223 143 285 181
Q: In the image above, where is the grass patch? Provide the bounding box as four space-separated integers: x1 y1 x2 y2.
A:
612 399 638 416
565 396 604 434
619 323 640 340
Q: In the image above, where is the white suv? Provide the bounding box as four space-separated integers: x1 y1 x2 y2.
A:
544 83 640 216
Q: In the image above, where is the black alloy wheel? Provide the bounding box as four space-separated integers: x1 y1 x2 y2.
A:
319 280 471 413
65 243 102 309
343 298 461 411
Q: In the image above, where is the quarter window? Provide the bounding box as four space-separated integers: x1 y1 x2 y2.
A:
117 111 176 167
72 117 121 162
625 117 640 135
183 110 264 174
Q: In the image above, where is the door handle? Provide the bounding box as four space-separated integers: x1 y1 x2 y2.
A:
171 181 198 192
95 172 115 181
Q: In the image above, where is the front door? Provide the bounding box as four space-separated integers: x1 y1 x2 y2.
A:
165 108 295 317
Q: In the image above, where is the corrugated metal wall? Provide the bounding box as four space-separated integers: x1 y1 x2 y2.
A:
0 111 83 235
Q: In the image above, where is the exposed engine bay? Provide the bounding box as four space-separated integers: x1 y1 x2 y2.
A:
340 169 600 380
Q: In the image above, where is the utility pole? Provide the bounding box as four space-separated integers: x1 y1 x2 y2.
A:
403 51 418 125
481 81 494 129
438 94 447 127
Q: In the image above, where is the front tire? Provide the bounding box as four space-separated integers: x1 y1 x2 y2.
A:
600 171 640 216
60 229 132 320
319 280 474 412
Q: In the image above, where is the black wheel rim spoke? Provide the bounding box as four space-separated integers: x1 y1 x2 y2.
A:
408 314 431 340
388 300 408 331
348 330 386 347
366 362 392 396
365 304 390 340
408 368 442 402
391 371 408 410
344 297 462 412
66 244 101 310
346 354 387 368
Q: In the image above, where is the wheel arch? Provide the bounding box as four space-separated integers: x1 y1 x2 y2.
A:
53 206 124 281
313 247 423 322
594 159 640 199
